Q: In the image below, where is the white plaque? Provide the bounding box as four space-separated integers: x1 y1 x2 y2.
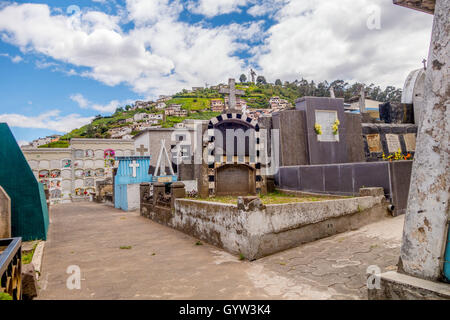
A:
385 134 402 153
315 110 339 142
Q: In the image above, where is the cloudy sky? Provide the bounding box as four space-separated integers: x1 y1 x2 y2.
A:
0 0 433 144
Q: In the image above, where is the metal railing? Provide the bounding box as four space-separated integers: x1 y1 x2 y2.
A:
0 237 22 300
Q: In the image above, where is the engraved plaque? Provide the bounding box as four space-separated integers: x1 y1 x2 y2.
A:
157 176 172 183
366 134 382 153
216 165 255 196
315 110 339 142
385 134 402 153
403 133 416 151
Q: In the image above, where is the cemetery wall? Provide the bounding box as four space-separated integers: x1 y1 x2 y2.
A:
22 139 135 204
149 195 387 260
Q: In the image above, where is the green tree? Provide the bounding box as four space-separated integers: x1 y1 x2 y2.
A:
256 76 267 85
275 79 282 86
239 74 247 83
114 107 124 114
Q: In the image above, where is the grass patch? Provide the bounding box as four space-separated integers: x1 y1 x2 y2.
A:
166 97 211 111
22 242 38 265
195 241 203 246
119 246 132 250
0 292 12 300
192 190 343 205
38 140 70 148
239 253 246 261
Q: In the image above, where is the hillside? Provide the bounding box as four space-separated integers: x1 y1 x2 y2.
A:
38 78 402 147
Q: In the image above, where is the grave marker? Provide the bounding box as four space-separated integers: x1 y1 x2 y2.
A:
385 134 402 153
315 110 339 142
366 134 382 153
403 133 416 152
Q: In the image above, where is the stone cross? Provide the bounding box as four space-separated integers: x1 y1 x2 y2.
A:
219 78 245 112
129 160 140 177
136 144 148 156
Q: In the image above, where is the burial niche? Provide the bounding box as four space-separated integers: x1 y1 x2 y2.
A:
215 164 256 196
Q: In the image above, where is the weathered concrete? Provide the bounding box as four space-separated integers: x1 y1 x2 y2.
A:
148 195 389 260
369 271 450 300
0 185 11 238
22 264 38 300
399 0 450 281
37 202 405 300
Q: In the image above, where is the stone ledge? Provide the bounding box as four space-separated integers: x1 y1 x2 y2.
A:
368 271 450 300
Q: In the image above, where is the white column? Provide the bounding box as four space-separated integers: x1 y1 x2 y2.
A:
399 0 449 281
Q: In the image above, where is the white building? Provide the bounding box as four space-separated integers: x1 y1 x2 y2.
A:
156 102 166 109
22 138 135 204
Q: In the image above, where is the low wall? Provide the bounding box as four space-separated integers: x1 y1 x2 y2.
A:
142 194 388 260
276 161 412 216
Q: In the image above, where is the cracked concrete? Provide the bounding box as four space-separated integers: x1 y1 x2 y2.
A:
37 202 404 300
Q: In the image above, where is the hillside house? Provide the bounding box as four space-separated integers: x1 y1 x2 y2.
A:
156 102 166 109
210 99 225 112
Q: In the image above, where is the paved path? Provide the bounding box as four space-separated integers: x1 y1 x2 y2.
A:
38 202 404 300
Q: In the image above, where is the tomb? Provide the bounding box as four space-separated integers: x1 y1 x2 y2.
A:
270 95 418 216
401 68 426 125
0 123 49 240
114 156 153 211
204 112 262 197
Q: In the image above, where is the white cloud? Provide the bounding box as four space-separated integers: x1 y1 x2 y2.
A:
11 55 22 63
0 110 94 133
0 0 434 101
126 0 182 25
0 3 174 89
187 0 248 17
0 52 23 63
70 93 133 113
247 0 286 17
70 93 90 108
253 0 433 87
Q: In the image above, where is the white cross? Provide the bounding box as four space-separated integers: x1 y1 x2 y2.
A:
129 160 140 177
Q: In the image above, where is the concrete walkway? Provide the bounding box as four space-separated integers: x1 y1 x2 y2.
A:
37 202 404 300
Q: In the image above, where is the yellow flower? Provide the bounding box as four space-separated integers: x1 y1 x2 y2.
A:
314 123 323 135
